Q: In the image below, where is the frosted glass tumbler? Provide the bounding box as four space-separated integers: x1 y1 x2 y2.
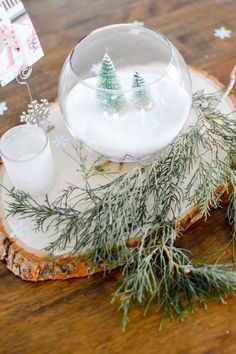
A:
0 125 55 196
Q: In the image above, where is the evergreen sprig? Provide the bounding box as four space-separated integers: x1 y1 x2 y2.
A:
4 90 236 329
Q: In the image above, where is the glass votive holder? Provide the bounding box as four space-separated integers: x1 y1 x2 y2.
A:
0 125 55 196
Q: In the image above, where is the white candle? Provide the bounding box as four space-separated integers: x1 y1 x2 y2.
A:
0 125 55 196
65 71 191 161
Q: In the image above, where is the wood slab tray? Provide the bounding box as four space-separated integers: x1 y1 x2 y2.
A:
0 67 235 281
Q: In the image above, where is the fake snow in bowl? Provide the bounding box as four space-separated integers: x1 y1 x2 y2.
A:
58 24 192 162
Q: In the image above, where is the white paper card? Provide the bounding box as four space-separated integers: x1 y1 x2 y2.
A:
0 0 44 86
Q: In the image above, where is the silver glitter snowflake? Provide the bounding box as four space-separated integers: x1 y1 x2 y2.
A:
20 99 54 132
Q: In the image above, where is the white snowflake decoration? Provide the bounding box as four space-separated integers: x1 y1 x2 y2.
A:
214 26 232 39
0 101 8 115
130 20 145 35
130 28 143 35
132 20 144 26
52 135 70 149
10 223 28 238
90 63 101 75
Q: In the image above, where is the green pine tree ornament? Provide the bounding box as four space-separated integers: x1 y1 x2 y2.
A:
97 53 126 113
132 71 152 110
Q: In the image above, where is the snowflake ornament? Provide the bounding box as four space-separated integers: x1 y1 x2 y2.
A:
214 26 232 39
132 20 144 26
10 222 28 239
0 101 8 115
20 99 53 132
130 28 143 35
52 134 70 149
90 63 101 75
20 99 49 124
130 20 145 35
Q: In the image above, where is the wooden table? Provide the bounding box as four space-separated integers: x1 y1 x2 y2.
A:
1 1 236 353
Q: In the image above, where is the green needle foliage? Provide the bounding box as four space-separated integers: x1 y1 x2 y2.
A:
132 71 152 110
97 53 126 113
4 90 236 330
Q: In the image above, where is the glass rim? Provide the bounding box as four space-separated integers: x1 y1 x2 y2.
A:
69 23 173 93
0 124 49 163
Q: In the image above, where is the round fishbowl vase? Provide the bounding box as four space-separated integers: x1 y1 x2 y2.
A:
58 24 192 162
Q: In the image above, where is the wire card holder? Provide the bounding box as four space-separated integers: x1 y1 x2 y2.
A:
16 66 54 132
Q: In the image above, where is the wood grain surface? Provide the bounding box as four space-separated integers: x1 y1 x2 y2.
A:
1 0 236 353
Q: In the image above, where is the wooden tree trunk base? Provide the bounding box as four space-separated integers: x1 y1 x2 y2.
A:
0 67 235 281
0 228 103 281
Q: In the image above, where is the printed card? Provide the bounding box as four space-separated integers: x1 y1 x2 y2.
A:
0 0 44 86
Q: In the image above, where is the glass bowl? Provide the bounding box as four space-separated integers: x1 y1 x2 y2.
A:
58 24 192 162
